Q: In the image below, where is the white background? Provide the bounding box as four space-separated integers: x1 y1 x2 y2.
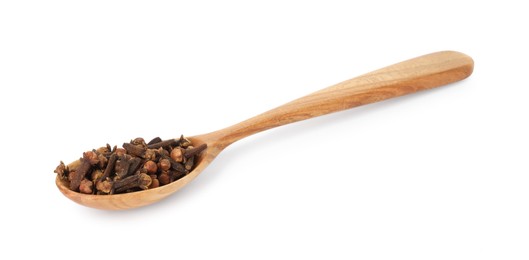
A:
1 1 527 259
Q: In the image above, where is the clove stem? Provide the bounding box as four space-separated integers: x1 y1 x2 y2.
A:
184 143 207 158
147 139 178 149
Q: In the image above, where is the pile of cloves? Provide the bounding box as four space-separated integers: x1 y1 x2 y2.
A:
54 136 207 195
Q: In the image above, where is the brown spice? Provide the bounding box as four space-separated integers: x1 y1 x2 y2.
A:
91 169 103 182
144 149 157 161
55 136 206 195
100 153 118 182
115 148 126 157
184 144 208 159
185 156 194 171
131 137 146 147
96 180 113 194
158 158 171 171
170 148 183 162
148 174 159 189
113 173 151 193
54 161 67 180
169 170 186 182
122 143 146 158
147 139 178 149
158 172 170 185
147 137 162 145
114 154 133 180
143 160 158 174
69 151 99 191
79 179 93 194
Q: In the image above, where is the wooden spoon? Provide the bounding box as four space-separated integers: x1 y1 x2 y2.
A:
56 51 474 210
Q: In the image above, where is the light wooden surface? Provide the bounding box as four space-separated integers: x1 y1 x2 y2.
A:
56 51 474 210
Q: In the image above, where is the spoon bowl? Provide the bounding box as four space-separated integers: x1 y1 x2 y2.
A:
56 51 474 210
56 136 219 210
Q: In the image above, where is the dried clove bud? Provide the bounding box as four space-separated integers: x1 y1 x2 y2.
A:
149 178 160 189
169 170 186 182
158 158 171 171
157 147 169 157
99 153 118 182
147 138 178 149
179 135 192 148
68 171 75 182
122 143 146 158
55 135 204 195
96 180 113 194
54 161 68 180
148 174 159 189
127 157 142 176
170 160 187 174
96 144 112 156
96 153 108 169
113 173 152 193
114 154 133 180
143 160 158 174
147 137 162 145
131 137 147 147
158 172 171 186
91 169 103 182
184 143 207 158
144 149 157 161
70 151 100 191
170 148 183 162
115 148 126 157
185 156 194 171
79 179 93 194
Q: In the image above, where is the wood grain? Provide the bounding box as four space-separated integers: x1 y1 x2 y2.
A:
199 51 474 149
56 51 474 210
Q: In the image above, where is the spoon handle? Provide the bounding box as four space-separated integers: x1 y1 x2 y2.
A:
207 51 473 148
